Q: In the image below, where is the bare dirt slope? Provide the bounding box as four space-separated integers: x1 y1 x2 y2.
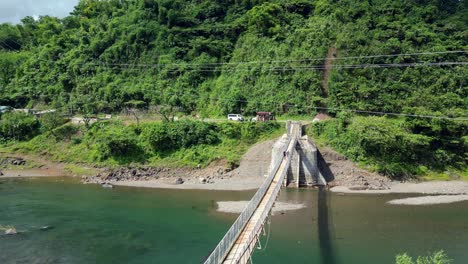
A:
230 139 276 179
226 136 391 190
318 146 391 190
84 140 277 191
0 153 68 177
321 47 337 97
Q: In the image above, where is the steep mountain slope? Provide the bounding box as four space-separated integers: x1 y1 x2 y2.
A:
0 0 466 176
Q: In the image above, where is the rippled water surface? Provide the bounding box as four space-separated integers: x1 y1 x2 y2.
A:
1 177 467 264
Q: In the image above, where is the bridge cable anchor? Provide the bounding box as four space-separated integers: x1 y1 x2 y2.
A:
256 234 262 250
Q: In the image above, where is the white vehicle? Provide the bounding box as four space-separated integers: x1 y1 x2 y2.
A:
227 114 244 121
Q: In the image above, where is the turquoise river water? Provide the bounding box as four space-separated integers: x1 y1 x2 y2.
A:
1 177 467 264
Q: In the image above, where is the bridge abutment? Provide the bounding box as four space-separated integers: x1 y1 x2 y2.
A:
271 122 327 187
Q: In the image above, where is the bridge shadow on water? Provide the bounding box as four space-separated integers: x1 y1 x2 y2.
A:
317 148 338 264
317 187 338 264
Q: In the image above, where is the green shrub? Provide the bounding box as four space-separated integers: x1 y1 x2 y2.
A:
84 121 143 162
217 122 281 142
396 250 452 264
39 113 67 133
140 120 219 152
310 115 465 178
217 122 242 139
71 136 82 145
0 112 40 141
240 122 281 142
51 123 80 141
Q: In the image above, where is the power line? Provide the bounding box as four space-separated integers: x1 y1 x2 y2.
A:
82 50 468 68
28 49 467 69
54 92 468 121
0 40 17 50
204 97 468 121
6 48 466 121
197 49 468 65
85 61 467 74
309 106 468 121
187 61 468 72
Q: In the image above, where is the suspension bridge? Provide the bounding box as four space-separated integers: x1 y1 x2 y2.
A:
204 122 328 264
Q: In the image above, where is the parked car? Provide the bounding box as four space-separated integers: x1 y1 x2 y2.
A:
0 106 13 116
254 112 275 122
227 114 244 121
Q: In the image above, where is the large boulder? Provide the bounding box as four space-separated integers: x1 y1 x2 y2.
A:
11 158 26 166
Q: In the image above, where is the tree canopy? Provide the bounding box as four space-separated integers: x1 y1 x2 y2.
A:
0 0 466 174
0 0 465 117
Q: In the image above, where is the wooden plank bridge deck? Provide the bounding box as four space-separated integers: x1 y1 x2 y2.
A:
204 122 302 264
223 136 297 263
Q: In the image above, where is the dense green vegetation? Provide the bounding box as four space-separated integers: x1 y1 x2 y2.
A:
396 250 452 264
0 0 466 174
5 119 281 167
0 0 465 115
0 112 40 142
308 113 467 179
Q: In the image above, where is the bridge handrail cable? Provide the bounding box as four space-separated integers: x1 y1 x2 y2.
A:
203 137 293 264
233 137 297 263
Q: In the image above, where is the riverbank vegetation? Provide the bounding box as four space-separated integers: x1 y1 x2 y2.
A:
396 250 452 264
307 113 467 179
1 113 282 168
0 0 466 176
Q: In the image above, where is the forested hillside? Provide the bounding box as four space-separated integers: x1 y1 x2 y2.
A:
0 0 466 176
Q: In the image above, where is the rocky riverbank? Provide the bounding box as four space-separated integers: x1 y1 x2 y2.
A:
320 147 391 190
1 157 27 166
82 165 233 185
0 155 65 178
81 140 276 190
2 140 467 195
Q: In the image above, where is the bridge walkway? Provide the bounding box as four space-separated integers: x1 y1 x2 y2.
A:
203 123 301 264
222 124 301 263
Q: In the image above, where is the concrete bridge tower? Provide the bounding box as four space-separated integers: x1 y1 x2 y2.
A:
270 121 328 187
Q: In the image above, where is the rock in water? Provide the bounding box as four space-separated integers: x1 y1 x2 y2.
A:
175 178 184 185
40 225 54 231
5 228 17 235
101 183 113 188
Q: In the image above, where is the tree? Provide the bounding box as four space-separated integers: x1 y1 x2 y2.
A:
0 112 40 141
246 3 283 36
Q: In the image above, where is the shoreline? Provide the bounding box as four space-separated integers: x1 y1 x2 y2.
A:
0 168 66 178
330 181 468 195
2 148 467 197
3 167 468 206
2 166 468 196
112 177 264 191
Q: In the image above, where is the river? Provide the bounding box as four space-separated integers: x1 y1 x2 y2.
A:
1 177 467 263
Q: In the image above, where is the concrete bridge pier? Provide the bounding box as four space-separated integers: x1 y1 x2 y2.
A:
270 122 327 187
